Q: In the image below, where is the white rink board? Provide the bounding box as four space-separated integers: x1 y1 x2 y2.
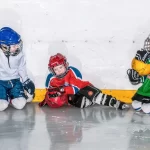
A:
0 0 150 89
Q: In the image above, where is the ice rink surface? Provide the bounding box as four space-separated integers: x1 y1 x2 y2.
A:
0 103 150 150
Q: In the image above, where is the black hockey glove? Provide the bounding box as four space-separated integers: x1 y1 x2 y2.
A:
23 78 35 95
127 69 142 85
48 86 65 93
47 87 65 98
135 49 150 63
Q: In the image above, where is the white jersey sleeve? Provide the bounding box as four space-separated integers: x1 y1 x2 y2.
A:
18 53 28 83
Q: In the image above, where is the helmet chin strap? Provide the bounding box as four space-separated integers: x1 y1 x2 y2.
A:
6 55 11 68
56 69 68 78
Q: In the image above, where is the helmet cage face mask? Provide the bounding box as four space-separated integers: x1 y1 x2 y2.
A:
48 62 68 78
1 40 23 56
48 53 68 78
144 35 150 51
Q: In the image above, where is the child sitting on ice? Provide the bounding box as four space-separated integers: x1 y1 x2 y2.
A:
39 53 129 110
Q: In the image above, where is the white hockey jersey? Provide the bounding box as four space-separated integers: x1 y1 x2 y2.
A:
0 49 28 82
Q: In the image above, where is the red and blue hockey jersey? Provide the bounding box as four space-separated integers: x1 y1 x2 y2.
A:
45 66 91 95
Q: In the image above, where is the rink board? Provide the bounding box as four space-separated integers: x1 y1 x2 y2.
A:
32 89 136 103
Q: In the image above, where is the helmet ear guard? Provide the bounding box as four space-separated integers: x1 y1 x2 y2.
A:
0 44 10 56
48 66 55 75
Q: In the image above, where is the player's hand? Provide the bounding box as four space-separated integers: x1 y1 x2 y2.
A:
135 49 150 63
127 69 142 85
48 87 65 97
48 86 65 93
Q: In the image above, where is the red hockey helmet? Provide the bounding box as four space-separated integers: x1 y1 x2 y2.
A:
46 92 68 108
48 53 68 75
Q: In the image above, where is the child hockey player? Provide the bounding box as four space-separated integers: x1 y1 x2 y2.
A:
39 53 129 110
127 35 150 114
0 27 35 111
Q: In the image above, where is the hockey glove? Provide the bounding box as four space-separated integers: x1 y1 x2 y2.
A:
23 78 35 95
135 49 150 63
48 87 65 97
127 69 142 85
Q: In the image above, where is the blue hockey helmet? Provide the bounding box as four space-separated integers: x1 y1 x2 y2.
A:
0 27 22 56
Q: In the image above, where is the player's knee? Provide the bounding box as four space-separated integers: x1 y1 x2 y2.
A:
11 97 26 110
142 103 150 114
132 100 142 111
0 100 9 111
78 85 101 101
